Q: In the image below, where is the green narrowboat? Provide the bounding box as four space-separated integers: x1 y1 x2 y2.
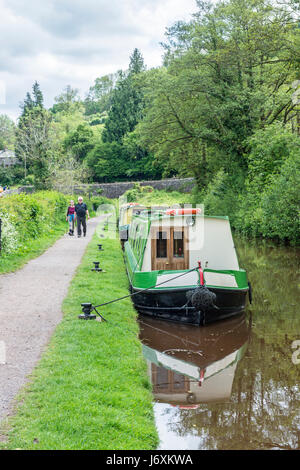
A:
123 208 251 326
119 203 147 242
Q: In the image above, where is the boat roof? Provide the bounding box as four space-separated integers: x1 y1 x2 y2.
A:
132 210 229 222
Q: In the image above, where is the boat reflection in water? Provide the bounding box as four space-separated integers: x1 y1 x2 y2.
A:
139 313 249 407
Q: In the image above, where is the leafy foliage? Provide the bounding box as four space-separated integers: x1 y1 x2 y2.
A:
0 114 16 150
63 123 94 161
0 191 68 256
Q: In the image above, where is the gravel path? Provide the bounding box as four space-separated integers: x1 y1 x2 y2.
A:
0 216 103 423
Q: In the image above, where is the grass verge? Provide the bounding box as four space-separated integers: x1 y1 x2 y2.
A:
0 221 158 450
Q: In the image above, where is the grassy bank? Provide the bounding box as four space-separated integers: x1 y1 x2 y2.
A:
0 221 158 450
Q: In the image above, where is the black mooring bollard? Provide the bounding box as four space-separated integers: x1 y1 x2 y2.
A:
97 244 104 251
92 261 102 272
78 303 97 320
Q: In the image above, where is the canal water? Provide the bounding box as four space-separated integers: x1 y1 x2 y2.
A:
138 237 300 450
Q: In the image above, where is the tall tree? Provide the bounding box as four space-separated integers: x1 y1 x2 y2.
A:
84 74 116 116
0 114 16 150
32 81 44 107
102 49 146 143
51 85 81 114
63 123 94 161
20 92 34 116
128 48 146 75
16 83 56 187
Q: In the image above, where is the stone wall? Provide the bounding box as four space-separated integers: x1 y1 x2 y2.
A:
1 178 195 199
72 178 195 199
1 186 35 197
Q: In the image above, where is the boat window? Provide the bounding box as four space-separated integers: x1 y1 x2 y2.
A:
173 372 186 391
173 231 184 258
136 236 142 255
156 231 167 258
154 366 169 391
132 225 139 249
153 365 188 392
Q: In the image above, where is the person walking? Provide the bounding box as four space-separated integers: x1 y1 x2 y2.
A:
66 200 76 236
75 196 89 238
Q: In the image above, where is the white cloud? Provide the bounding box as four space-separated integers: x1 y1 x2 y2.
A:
0 0 198 120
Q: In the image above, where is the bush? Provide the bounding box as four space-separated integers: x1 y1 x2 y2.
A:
260 151 300 244
124 183 154 202
88 195 112 211
194 169 242 222
0 165 25 187
0 191 69 255
0 212 19 254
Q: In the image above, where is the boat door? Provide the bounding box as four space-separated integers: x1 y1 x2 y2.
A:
151 226 189 271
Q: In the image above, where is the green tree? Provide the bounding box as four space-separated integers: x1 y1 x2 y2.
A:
16 84 57 189
0 114 16 150
122 130 163 180
63 123 94 161
260 151 300 244
32 81 44 108
20 92 35 116
84 74 116 116
86 141 127 182
51 85 81 114
246 123 300 192
102 49 146 143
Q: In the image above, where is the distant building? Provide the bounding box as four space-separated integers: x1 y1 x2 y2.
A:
0 150 18 167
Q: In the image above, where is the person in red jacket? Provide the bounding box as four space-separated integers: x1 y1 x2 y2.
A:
66 200 76 236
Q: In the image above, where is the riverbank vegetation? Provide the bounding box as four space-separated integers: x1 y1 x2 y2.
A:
121 182 193 206
0 191 109 273
0 0 299 243
0 222 158 450
0 191 68 272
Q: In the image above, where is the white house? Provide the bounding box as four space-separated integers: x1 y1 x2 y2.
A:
0 150 18 167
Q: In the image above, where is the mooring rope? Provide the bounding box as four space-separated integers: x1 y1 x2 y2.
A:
92 266 199 310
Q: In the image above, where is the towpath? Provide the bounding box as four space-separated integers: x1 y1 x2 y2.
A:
0 216 103 424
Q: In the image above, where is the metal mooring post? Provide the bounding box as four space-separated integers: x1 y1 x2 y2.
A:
78 303 97 320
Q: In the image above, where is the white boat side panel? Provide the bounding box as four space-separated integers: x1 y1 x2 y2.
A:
155 351 200 380
156 271 199 288
153 364 237 403
190 217 239 271
204 272 237 287
142 238 152 271
205 350 238 378
188 363 237 402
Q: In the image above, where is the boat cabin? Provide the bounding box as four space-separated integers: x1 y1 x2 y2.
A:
128 210 240 285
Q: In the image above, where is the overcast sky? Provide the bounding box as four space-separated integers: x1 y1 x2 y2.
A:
0 0 198 121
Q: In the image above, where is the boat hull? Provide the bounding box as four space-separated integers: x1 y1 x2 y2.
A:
131 285 248 326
